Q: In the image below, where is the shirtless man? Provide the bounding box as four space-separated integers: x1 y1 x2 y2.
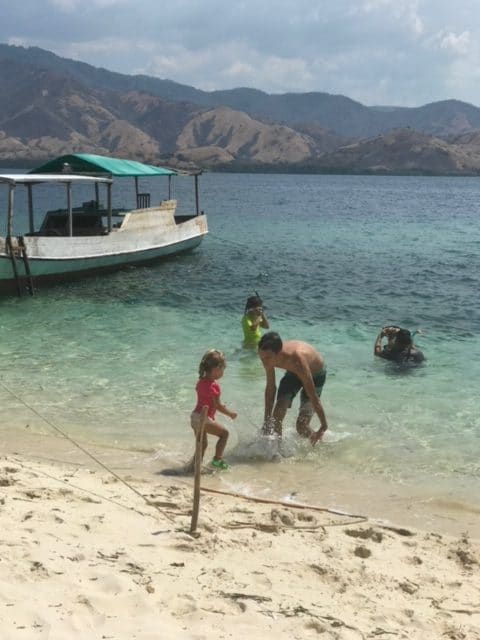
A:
257 331 328 445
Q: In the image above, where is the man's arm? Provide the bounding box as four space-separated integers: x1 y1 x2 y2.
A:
295 357 328 438
374 329 385 355
263 365 276 425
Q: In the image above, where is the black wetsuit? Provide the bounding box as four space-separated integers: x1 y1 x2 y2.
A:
379 347 425 364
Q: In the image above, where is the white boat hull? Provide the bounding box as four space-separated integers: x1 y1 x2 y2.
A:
0 213 207 292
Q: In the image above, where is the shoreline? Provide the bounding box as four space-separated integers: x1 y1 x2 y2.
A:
3 426 480 541
1 440 479 639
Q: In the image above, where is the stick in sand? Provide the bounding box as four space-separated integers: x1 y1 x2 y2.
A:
190 405 208 534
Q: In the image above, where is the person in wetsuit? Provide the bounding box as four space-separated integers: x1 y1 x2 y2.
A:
374 326 425 364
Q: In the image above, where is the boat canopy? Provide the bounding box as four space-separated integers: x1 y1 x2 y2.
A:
0 173 112 186
30 153 177 177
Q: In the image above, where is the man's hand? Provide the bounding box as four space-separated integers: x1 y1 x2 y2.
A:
262 417 275 435
310 426 327 445
383 326 400 338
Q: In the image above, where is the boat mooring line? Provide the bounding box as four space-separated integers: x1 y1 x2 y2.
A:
11 455 151 518
207 232 252 250
0 381 174 523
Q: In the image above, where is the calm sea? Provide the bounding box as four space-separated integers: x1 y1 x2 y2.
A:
1 172 479 531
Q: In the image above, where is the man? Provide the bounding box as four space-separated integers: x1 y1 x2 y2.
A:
374 326 425 364
257 331 328 445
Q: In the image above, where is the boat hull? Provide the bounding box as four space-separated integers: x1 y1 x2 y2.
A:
0 215 207 293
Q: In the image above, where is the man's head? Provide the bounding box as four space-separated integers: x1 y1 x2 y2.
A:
258 331 283 353
392 328 412 351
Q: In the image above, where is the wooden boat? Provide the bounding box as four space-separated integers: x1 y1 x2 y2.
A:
0 154 208 295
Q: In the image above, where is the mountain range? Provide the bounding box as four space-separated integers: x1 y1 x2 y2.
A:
2 43 480 174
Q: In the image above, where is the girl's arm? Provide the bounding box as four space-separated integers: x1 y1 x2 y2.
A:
213 395 237 420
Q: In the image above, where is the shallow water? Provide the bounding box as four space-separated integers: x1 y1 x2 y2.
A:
0 172 479 528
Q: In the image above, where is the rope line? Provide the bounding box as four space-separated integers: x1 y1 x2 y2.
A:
1 381 174 522
198 485 368 521
11 455 152 517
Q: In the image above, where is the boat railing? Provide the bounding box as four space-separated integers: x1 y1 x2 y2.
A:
136 193 151 209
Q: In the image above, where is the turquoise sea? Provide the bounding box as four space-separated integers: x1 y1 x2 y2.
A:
1 172 479 533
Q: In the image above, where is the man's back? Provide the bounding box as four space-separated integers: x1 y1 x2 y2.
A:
274 340 325 376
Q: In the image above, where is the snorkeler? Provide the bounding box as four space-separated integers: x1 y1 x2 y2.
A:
241 293 269 348
374 326 425 364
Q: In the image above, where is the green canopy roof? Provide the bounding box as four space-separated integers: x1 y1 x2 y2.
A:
31 153 177 177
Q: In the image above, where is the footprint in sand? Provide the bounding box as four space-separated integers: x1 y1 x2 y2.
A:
353 545 371 559
345 527 383 543
30 561 49 578
0 476 16 486
167 594 198 617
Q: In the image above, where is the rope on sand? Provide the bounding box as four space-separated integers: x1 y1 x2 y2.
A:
0 382 174 522
198 485 368 523
11 455 153 517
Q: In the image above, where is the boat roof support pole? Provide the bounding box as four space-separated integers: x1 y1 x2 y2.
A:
107 183 112 233
7 184 14 237
168 175 172 200
95 182 99 206
194 174 200 216
27 184 34 234
67 182 73 237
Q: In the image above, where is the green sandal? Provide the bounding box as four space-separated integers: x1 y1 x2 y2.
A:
210 458 230 470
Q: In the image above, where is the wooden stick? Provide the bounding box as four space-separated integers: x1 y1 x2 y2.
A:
190 406 208 534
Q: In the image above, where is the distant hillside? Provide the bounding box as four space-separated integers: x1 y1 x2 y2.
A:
0 57 319 167
313 129 480 175
2 43 480 174
2 44 480 139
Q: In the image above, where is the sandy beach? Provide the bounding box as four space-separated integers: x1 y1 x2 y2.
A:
0 431 479 640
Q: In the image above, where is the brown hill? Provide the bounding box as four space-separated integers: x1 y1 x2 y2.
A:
0 59 317 167
312 129 480 175
2 53 480 173
176 107 316 164
4 43 480 139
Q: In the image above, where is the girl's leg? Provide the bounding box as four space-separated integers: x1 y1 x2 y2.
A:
201 433 208 458
203 420 229 460
190 413 210 464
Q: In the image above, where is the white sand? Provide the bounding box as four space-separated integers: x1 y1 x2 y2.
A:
0 435 479 640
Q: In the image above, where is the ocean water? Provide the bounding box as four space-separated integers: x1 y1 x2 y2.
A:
0 172 479 530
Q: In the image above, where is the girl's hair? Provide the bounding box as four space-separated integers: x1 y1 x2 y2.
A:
245 294 262 312
198 349 226 378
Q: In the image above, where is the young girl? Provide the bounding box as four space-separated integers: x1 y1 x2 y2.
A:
191 349 237 470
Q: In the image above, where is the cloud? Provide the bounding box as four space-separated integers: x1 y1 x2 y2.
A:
49 0 128 10
359 0 424 36
1 1 480 106
437 30 471 55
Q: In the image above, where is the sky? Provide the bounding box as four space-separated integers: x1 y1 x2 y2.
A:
1 0 480 107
